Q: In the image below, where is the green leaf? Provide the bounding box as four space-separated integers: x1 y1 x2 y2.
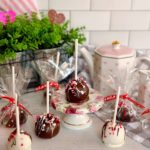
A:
0 12 86 63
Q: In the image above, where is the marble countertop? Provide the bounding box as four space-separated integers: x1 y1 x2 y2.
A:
0 91 149 150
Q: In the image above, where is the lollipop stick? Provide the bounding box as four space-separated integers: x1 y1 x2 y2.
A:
46 81 50 114
12 66 15 98
75 39 78 80
112 86 121 127
15 94 20 136
54 51 60 81
15 94 20 150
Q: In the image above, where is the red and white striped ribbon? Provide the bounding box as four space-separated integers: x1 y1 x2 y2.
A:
0 0 39 15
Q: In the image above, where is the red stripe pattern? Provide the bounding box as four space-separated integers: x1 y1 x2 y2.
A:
0 0 39 15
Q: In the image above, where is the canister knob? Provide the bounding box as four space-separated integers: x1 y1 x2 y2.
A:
112 41 120 50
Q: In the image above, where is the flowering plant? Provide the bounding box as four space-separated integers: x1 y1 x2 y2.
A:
0 10 86 63
0 10 16 25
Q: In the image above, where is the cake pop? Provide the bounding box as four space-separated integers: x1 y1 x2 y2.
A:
101 87 125 147
0 66 28 128
65 77 89 103
35 113 60 138
0 103 28 128
116 105 136 122
65 39 89 103
7 130 32 150
101 120 125 147
35 81 60 139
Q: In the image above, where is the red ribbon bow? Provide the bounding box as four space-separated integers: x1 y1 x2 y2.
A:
104 94 145 109
0 96 32 116
35 81 60 92
141 109 150 116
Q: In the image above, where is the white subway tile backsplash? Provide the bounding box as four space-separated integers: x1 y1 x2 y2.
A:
71 11 110 31
90 31 129 47
130 31 150 49
133 0 150 10
36 0 150 50
36 0 48 10
92 0 131 10
48 0 90 10
111 11 150 30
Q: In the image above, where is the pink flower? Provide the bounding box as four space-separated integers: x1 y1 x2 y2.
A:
7 10 16 23
0 10 16 25
0 12 7 25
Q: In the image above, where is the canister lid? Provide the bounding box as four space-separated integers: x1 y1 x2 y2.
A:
95 41 135 58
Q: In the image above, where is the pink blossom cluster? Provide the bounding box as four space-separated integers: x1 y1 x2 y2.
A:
0 10 16 25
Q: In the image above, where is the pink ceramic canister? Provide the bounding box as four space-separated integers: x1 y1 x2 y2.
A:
94 41 136 96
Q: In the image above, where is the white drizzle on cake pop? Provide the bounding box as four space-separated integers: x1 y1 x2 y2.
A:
35 113 60 136
65 77 89 103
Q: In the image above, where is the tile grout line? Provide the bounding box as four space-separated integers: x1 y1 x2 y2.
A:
48 0 49 9
109 11 112 31
69 10 71 29
128 31 131 46
131 0 133 10
90 0 92 11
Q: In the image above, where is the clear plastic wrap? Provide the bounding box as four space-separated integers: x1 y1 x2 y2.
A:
100 67 145 123
0 64 31 128
138 70 150 107
32 56 75 83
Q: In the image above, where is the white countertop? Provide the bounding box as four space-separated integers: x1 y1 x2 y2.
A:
0 91 149 150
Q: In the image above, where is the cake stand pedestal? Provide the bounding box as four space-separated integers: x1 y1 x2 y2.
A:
62 114 92 130
51 88 104 130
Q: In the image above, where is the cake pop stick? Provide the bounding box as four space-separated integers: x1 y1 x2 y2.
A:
112 86 121 127
54 51 60 81
15 94 20 149
12 66 15 98
75 39 78 80
46 81 50 114
35 82 60 139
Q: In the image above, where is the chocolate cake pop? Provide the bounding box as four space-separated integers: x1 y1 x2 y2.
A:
7 130 32 150
0 103 28 128
65 77 89 103
35 113 60 138
101 120 125 147
116 106 136 122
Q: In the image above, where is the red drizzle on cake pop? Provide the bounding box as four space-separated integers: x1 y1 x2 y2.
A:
0 103 28 128
116 105 136 122
101 120 123 140
65 77 89 103
35 113 60 139
8 129 32 143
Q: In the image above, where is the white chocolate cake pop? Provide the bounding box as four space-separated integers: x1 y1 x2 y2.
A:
101 87 126 147
7 130 32 150
101 120 125 147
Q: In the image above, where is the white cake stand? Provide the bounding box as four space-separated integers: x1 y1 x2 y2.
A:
51 88 104 130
